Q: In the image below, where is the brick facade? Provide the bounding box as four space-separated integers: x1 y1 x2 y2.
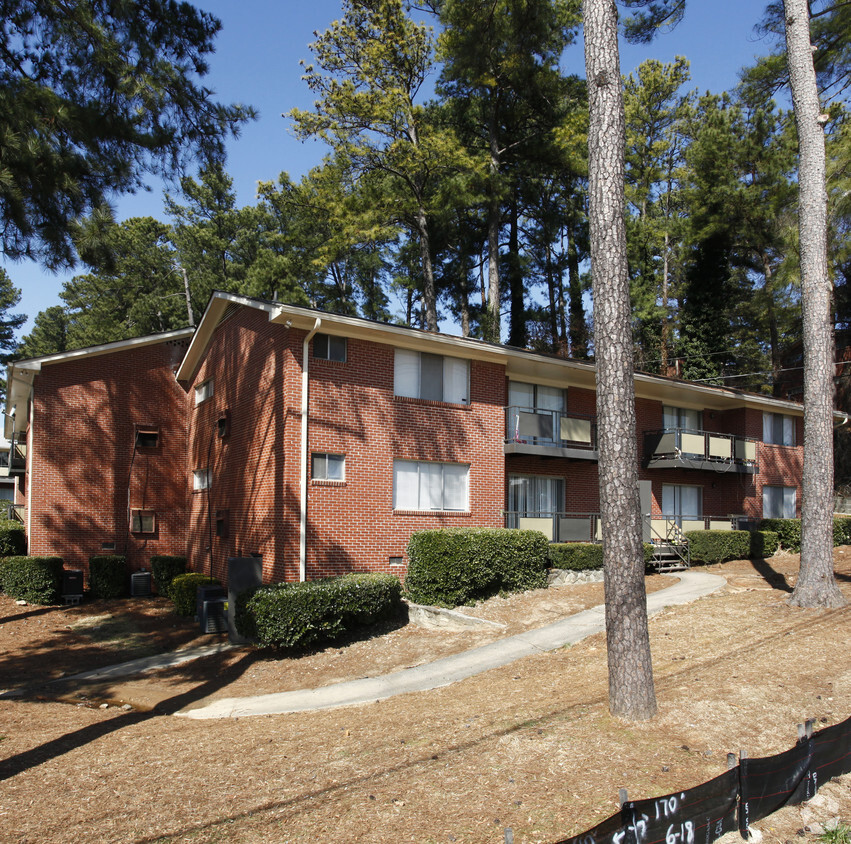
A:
11 294 809 587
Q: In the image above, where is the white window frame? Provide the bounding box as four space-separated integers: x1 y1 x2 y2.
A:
193 468 211 491
311 452 345 481
130 509 156 534
763 485 797 519
313 334 347 362
762 412 796 446
394 349 470 404
393 460 469 511
194 379 214 406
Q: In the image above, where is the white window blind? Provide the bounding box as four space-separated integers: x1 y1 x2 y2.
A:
394 349 469 404
763 485 796 518
393 460 468 510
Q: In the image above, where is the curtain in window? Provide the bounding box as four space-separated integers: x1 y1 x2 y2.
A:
662 484 702 519
763 485 796 518
508 475 564 515
664 405 700 430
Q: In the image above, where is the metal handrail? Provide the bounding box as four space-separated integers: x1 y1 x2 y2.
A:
504 406 597 449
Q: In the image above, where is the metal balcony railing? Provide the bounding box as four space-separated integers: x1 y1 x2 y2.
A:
644 428 758 472
504 406 597 453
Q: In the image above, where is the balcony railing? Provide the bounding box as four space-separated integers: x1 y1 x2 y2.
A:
644 428 757 473
504 406 597 459
4 503 25 523
504 510 743 543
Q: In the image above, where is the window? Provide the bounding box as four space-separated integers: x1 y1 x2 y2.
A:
194 379 214 405
312 452 345 481
130 509 156 534
393 460 468 511
663 406 701 431
507 475 564 515
135 427 159 449
662 484 703 528
763 412 796 446
193 468 211 491
394 349 469 404
217 410 230 439
763 485 796 519
215 509 229 539
313 333 347 362
507 382 565 442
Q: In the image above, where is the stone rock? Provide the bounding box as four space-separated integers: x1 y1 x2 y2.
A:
547 568 604 586
99 703 109 710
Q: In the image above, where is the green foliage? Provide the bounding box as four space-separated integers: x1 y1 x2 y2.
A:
404 528 548 607
687 531 753 565
88 555 128 599
170 573 221 616
750 531 780 559
548 543 603 571
150 556 187 597
0 518 26 557
235 573 402 650
17 305 68 358
0 0 253 268
0 556 63 604
833 517 851 546
758 519 802 552
817 823 851 844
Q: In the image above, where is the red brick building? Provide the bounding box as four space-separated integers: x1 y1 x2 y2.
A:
3 292 818 585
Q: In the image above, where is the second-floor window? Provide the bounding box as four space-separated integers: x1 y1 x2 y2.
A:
193 468 211 491
312 452 345 481
663 405 701 431
394 349 469 404
194 379 214 406
763 412 795 446
313 334 347 362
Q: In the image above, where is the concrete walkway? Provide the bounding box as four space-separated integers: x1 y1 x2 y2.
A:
178 569 725 720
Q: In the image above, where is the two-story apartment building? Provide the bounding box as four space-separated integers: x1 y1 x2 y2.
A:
3 292 818 586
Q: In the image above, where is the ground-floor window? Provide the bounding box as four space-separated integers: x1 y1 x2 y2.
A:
508 475 565 515
661 483 702 527
763 485 796 519
393 460 469 511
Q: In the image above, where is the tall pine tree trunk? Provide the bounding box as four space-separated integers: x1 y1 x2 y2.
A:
415 207 438 332
783 0 846 608
486 105 501 342
584 0 658 719
507 190 526 348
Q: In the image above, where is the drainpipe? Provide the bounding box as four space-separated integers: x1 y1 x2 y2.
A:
299 318 322 582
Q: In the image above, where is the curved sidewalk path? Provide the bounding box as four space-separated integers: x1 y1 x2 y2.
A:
179 570 725 721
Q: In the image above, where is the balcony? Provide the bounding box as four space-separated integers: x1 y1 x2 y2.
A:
504 510 743 543
504 406 598 461
0 433 26 477
643 428 757 474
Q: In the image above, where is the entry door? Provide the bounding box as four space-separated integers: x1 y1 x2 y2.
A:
662 484 702 529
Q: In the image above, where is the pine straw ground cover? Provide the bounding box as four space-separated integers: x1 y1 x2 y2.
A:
0 552 849 843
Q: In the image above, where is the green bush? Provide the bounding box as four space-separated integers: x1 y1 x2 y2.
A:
170 573 221 616
0 519 26 557
687 531 752 565
758 519 802 552
235 573 402 649
750 530 779 559
405 528 548 607
88 555 127 599
833 517 851 547
150 555 187 597
0 556 63 604
548 543 603 571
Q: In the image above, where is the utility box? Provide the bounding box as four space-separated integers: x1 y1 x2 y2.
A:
227 556 263 644
200 597 228 634
62 570 84 604
131 571 152 597
195 584 226 621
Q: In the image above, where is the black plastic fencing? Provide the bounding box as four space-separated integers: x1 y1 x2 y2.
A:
544 713 851 844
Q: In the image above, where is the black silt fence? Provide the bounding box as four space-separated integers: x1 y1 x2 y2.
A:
544 713 851 844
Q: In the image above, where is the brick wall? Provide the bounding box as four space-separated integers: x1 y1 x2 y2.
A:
28 339 190 579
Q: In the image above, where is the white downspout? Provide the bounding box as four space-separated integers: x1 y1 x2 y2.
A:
299 318 322 581
25 395 33 542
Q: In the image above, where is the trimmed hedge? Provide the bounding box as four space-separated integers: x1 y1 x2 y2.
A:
687 530 780 564
549 542 656 571
758 519 802 552
834 517 851 547
89 555 128 599
0 519 26 557
405 528 548 607
150 555 187 597
170 573 221 616
235 573 402 649
0 556 63 604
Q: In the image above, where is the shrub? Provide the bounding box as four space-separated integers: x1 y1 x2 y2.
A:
0 556 63 604
758 519 801 552
150 555 187 597
833 517 851 547
170 573 221 616
0 519 26 557
405 528 548 607
750 530 779 559
687 531 752 565
235 573 402 649
88 555 128 599
548 543 603 571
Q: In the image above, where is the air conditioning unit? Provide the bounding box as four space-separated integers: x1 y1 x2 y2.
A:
200 598 228 634
131 571 152 597
62 570 84 604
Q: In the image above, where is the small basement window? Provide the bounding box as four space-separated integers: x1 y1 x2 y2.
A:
313 334 347 362
135 427 160 449
130 509 156 534
194 379 214 405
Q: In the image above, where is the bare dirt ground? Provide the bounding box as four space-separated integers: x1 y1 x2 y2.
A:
1 553 850 844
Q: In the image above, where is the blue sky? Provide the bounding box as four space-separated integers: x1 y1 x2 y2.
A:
5 0 777 335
